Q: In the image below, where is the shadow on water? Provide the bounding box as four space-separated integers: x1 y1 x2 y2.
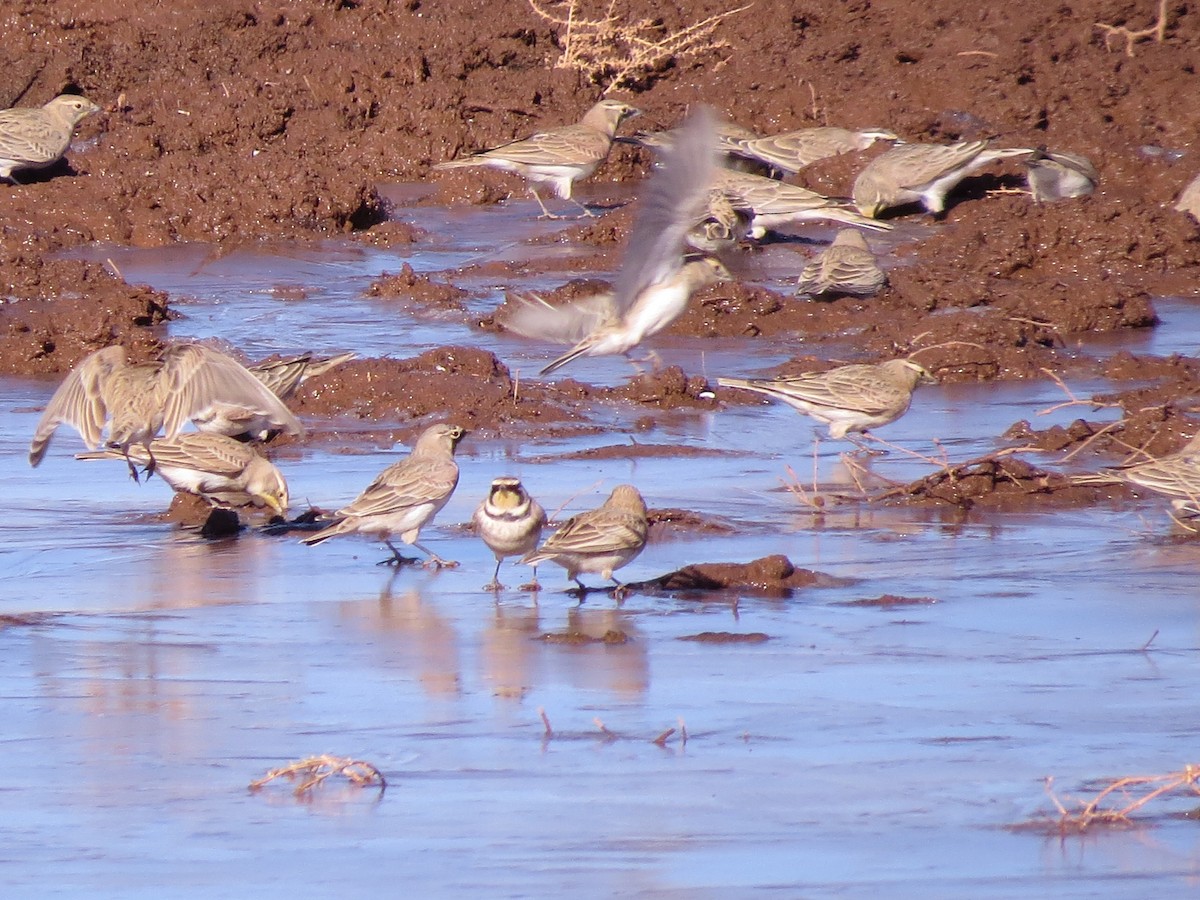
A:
7 193 1200 894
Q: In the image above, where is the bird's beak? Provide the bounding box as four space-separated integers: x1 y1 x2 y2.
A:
259 493 286 516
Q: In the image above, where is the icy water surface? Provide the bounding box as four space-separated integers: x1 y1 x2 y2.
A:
6 198 1200 896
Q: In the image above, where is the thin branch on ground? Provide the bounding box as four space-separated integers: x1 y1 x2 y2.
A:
249 755 387 797
1015 764 1200 834
1095 0 1172 56
528 0 749 93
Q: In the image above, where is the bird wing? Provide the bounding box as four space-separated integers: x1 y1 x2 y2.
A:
500 291 616 345
608 106 718 316
28 346 124 465
881 141 989 188
535 509 646 557
786 368 903 415
161 344 305 439
338 458 459 518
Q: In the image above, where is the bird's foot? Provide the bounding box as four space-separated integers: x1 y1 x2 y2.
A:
483 580 505 592
378 554 420 568
423 555 459 570
518 580 542 592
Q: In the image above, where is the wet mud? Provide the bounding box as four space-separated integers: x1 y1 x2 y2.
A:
4 0 1200 895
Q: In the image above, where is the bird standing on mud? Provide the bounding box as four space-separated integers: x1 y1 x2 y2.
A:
302 423 466 568
28 343 304 480
0 94 101 182
505 106 726 375
853 140 1034 217
522 484 649 599
434 99 639 217
795 229 887 300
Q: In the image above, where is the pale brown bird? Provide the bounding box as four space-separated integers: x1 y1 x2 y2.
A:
0 94 101 182
29 344 304 479
302 423 466 567
76 432 289 515
473 476 547 592
248 350 358 400
795 229 887 299
1024 149 1098 202
522 484 649 597
712 168 892 238
725 126 899 177
718 359 935 440
434 99 640 217
503 107 728 374
1078 433 1200 523
853 140 1034 217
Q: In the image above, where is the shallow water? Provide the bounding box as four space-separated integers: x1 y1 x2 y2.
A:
7 197 1200 896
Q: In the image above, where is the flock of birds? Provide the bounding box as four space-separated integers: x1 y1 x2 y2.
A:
6 92 1200 595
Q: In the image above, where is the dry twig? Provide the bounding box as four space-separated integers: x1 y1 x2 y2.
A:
1095 0 1172 56
249 754 387 797
1017 765 1200 834
528 0 749 93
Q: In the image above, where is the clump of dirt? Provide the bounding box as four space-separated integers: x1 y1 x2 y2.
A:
891 453 1108 510
639 554 839 596
678 632 771 643
0 274 171 376
366 264 469 308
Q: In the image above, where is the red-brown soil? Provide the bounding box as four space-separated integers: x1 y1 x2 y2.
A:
6 0 1200 515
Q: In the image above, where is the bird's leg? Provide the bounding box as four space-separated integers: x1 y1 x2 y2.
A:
610 578 631 604
122 449 143 483
529 188 559 220
378 540 420 567
413 540 459 569
483 559 505 592
144 442 159 478
518 565 542 593
566 577 595 602
568 197 596 218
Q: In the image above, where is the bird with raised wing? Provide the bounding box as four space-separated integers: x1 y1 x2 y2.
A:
29 343 304 479
505 106 726 375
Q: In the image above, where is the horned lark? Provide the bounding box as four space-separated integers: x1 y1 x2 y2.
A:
0 94 101 182
712 168 893 238
249 350 358 400
1023 149 1098 203
718 358 935 439
1083 433 1200 521
434 99 639 217
302 423 465 567
853 140 1034 217
795 229 887 299
687 190 754 253
506 107 726 374
76 432 288 515
726 126 899 177
522 484 649 597
473 477 547 591
29 343 304 479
